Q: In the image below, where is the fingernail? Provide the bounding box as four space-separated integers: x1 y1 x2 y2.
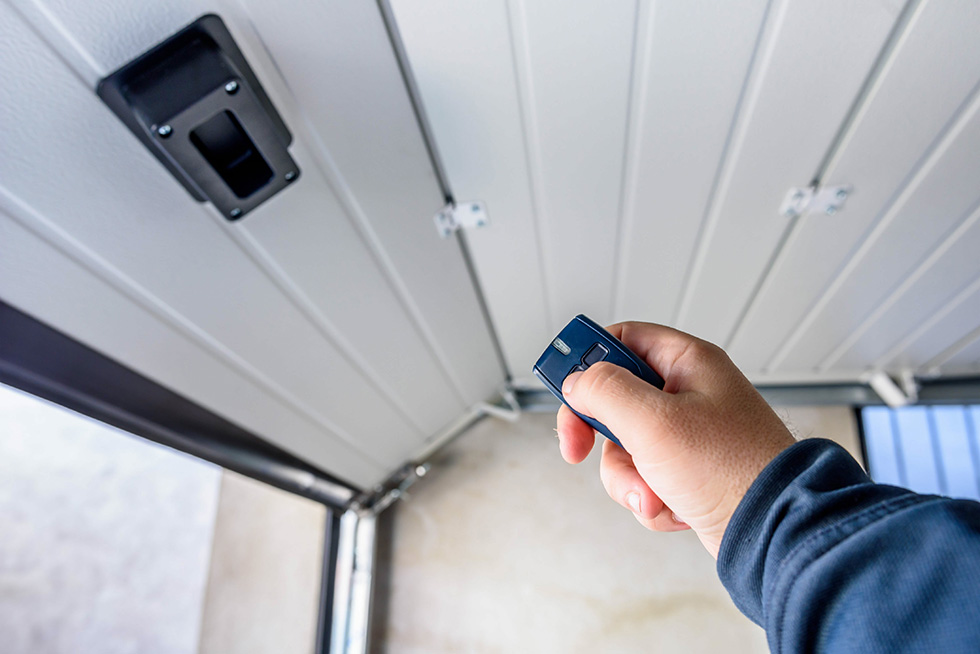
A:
553 428 560 438
562 371 583 395
672 511 686 525
626 492 641 514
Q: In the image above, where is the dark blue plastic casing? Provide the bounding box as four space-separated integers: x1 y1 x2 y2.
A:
532 314 665 448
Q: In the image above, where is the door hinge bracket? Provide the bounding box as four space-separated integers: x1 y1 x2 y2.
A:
434 201 489 237
780 185 852 218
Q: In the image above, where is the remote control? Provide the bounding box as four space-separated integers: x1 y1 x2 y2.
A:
532 314 665 448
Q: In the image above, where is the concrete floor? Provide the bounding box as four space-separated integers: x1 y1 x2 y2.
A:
0 385 220 654
0 383 326 654
375 406 861 654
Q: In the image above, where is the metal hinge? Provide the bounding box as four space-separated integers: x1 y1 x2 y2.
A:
433 201 489 237
780 185 852 218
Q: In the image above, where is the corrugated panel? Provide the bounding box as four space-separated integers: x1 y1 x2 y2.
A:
862 405 980 500
0 0 504 487
729 0 980 374
386 0 551 376
395 0 980 387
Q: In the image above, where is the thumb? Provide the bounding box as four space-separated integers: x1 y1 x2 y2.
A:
561 361 669 458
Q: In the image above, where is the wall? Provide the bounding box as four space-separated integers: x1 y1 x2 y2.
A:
198 472 326 654
375 407 860 653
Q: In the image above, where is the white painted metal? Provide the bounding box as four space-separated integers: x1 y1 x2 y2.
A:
0 0 504 486
388 0 552 378
883 280 980 373
773 84 980 372
433 201 489 238
937 335 980 376
613 0 771 327
731 0 980 374
827 204 980 371
396 0 980 388
867 371 916 408
510 0 637 330
674 0 901 344
0 197 385 485
778 186 851 219
232 0 504 405
6 0 980 490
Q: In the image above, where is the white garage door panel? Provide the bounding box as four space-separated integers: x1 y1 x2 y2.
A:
396 0 980 388
2 0 505 484
772 89 980 373
10 0 209 77
388 0 552 376
234 0 504 405
671 0 901 345
614 0 769 327
829 207 980 371
43 0 473 431
729 0 980 373
0 11 421 465
241 187 463 436
880 280 980 372
0 209 385 486
518 0 637 329
940 336 980 376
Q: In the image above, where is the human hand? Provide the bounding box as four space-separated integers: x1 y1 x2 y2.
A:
556 322 795 558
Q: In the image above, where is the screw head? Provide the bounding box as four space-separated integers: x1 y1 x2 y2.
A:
415 464 430 477
156 124 173 138
836 188 848 200
230 208 243 218
284 171 297 182
825 206 837 216
471 204 480 212
224 80 239 94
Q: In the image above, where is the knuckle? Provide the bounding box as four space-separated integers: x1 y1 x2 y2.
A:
685 338 732 369
686 338 717 360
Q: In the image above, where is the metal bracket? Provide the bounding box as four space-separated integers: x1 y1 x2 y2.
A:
434 201 489 237
780 185 851 218
865 370 918 408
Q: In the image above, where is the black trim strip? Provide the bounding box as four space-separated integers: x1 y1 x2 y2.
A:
315 510 343 654
0 300 357 508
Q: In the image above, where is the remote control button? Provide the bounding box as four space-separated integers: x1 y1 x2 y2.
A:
582 343 609 366
566 364 587 379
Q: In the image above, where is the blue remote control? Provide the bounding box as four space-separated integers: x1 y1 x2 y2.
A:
533 315 665 448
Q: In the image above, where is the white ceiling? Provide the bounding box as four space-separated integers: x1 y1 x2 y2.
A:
3 0 980 487
392 0 980 387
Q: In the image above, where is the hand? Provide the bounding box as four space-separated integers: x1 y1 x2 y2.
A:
556 322 795 558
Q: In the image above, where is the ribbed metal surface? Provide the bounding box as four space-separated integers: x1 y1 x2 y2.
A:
392 0 980 387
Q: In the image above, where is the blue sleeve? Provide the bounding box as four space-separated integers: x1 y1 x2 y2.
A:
717 438 980 653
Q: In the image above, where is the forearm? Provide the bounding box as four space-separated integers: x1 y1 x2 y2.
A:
719 439 980 653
